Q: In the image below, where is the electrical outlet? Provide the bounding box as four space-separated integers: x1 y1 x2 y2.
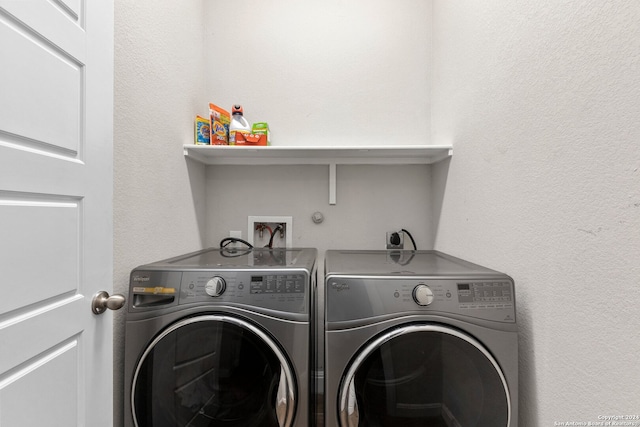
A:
224 230 242 248
386 231 404 249
248 216 293 248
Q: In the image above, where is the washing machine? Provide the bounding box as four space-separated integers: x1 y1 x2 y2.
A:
123 247 317 427
323 250 518 427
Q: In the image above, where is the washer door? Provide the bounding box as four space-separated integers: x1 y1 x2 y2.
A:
132 315 296 427
339 324 510 427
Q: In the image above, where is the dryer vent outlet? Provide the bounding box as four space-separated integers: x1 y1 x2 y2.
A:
386 231 404 249
248 215 293 248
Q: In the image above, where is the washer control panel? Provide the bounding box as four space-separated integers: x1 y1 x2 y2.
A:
179 270 308 314
128 269 309 314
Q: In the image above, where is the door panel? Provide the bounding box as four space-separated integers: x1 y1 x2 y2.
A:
339 325 510 427
0 340 79 426
0 195 80 314
0 10 83 152
0 297 82 375
0 0 113 425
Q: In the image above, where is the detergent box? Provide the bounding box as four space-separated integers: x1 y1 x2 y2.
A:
251 122 271 145
208 103 230 145
194 115 210 145
234 132 268 146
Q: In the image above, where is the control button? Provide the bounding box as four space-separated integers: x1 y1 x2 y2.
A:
205 276 226 297
413 284 434 306
394 291 400 298
446 291 452 298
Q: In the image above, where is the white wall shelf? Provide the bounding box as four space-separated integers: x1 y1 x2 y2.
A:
183 144 453 204
183 144 452 166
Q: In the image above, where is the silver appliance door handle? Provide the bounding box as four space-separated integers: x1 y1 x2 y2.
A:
91 291 125 314
339 377 359 427
276 365 295 427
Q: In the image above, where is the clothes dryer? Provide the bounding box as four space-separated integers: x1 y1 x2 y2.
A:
124 247 317 427
324 250 518 427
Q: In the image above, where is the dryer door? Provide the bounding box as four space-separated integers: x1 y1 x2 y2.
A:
338 324 510 427
131 314 296 427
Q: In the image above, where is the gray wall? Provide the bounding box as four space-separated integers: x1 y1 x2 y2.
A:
203 0 432 146
204 164 433 252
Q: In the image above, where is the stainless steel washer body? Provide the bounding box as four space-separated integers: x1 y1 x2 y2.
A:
324 250 518 427
124 247 317 427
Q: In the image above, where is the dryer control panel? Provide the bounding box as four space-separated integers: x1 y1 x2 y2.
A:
325 277 515 324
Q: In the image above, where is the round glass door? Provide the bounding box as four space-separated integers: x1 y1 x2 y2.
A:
339 324 510 427
132 315 295 427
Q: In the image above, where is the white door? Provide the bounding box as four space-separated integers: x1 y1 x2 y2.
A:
0 0 114 426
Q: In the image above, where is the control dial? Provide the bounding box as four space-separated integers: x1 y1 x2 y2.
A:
205 276 226 297
413 284 434 306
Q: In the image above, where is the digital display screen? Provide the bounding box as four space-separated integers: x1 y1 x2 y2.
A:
250 275 304 294
457 282 512 304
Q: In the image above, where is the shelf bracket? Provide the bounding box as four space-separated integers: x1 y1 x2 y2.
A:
329 163 337 205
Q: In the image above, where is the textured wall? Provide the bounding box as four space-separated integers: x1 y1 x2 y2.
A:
432 1 640 424
200 0 435 258
204 164 433 253
203 0 432 146
113 1 207 425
